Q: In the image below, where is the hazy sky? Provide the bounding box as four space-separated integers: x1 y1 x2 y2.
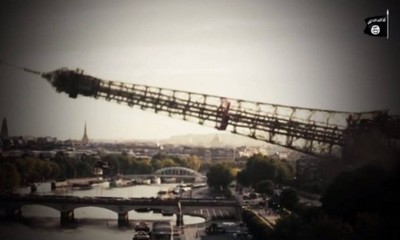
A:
0 0 399 140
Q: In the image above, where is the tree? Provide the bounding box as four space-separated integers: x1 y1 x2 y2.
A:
271 214 304 240
184 155 201 171
276 162 293 184
271 211 352 240
0 168 5 193
161 158 178 168
47 161 61 180
64 161 77 179
102 154 121 175
151 158 163 170
353 212 383 240
321 164 387 221
242 209 273 239
199 162 212 172
255 180 275 196
0 162 20 193
237 154 294 187
134 159 152 174
230 167 241 179
279 188 299 211
206 164 233 190
236 169 249 186
299 214 353 240
117 155 131 173
246 155 277 185
75 161 92 177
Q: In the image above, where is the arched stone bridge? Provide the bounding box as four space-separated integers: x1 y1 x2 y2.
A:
0 194 239 227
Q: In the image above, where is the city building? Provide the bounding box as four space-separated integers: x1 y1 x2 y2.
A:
236 146 268 158
210 147 238 162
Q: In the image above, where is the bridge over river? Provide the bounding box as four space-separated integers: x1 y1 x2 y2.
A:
124 166 207 182
0 194 240 227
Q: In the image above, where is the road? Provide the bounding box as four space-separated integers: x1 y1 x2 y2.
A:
181 186 252 239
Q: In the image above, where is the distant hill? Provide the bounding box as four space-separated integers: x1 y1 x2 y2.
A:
160 133 268 147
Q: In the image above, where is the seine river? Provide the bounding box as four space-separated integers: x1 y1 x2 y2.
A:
0 182 205 240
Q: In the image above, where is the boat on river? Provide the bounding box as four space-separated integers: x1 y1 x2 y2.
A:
151 221 173 240
135 221 150 232
133 231 150 240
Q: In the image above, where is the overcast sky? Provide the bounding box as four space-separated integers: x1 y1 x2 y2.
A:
0 0 399 141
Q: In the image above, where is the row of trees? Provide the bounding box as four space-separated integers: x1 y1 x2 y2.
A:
231 153 400 239
2 152 280 194
0 162 20 193
0 157 60 193
0 152 204 193
101 153 202 176
242 209 273 239
53 153 93 180
203 154 297 200
271 209 354 240
243 163 400 239
237 154 295 188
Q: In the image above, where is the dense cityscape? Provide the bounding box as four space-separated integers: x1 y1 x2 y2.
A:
1 114 399 239
0 118 313 192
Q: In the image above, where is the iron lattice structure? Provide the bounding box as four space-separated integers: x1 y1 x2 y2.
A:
154 167 206 178
2 61 396 158
37 68 388 158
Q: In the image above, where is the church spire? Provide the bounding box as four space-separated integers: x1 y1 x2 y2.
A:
1 117 9 138
81 122 89 145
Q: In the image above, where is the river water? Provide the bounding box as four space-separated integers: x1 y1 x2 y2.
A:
0 182 205 240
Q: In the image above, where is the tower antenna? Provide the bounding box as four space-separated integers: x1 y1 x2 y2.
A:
0 61 42 76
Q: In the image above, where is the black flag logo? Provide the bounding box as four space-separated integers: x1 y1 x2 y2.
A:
364 15 387 37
